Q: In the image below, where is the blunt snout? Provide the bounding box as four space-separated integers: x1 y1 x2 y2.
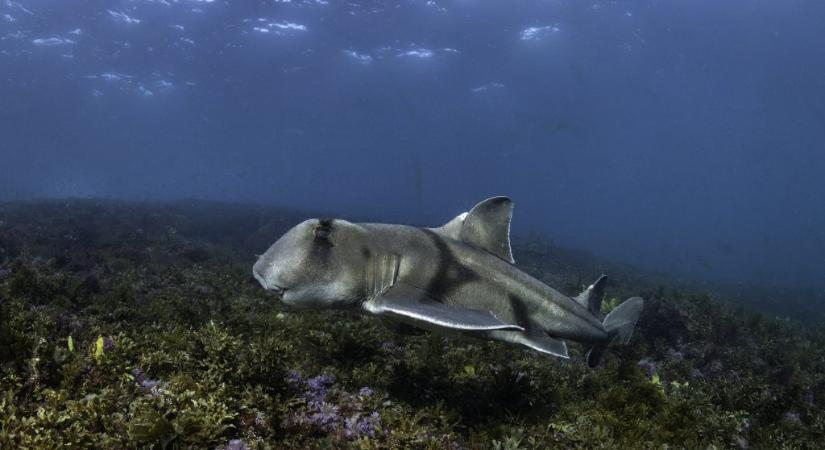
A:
253 255 288 299
252 258 267 288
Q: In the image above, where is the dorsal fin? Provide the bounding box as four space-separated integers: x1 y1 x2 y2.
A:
430 212 468 241
575 275 607 316
459 196 515 263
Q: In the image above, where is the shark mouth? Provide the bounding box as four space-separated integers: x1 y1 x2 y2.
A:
252 268 288 296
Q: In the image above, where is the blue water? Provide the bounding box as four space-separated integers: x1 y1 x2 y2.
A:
1 0 824 290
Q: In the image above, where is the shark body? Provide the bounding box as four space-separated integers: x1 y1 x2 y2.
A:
253 196 643 366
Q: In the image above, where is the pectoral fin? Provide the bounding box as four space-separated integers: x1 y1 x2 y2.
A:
363 284 524 332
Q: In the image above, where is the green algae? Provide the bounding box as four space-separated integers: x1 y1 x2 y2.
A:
0 200 823 449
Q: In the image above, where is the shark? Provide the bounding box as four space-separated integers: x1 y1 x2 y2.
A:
253 196 644 367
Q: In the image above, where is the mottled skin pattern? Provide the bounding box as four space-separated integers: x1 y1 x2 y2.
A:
254 196 646 364
253 215 608 355
361 223 607 343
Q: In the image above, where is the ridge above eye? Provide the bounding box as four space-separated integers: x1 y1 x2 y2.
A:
314 219 333 238
314 226 331 238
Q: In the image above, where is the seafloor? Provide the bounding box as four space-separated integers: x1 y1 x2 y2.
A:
0 200 822 449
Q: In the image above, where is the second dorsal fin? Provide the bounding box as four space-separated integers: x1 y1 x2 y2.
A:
459 196 515 263
575 275 607 316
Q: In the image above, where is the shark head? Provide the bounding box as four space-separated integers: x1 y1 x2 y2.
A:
253 218 369 309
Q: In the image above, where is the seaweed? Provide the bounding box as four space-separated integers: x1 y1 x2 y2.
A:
0 199 823 448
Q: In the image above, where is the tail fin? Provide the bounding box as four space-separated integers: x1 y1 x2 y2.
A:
586 296 644 367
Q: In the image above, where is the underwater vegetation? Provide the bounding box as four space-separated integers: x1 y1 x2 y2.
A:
0 200 823 449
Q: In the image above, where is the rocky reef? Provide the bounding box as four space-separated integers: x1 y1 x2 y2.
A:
0 200 823 449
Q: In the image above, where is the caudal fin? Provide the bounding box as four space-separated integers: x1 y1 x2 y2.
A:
603 296 644 344
586 296 644 367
